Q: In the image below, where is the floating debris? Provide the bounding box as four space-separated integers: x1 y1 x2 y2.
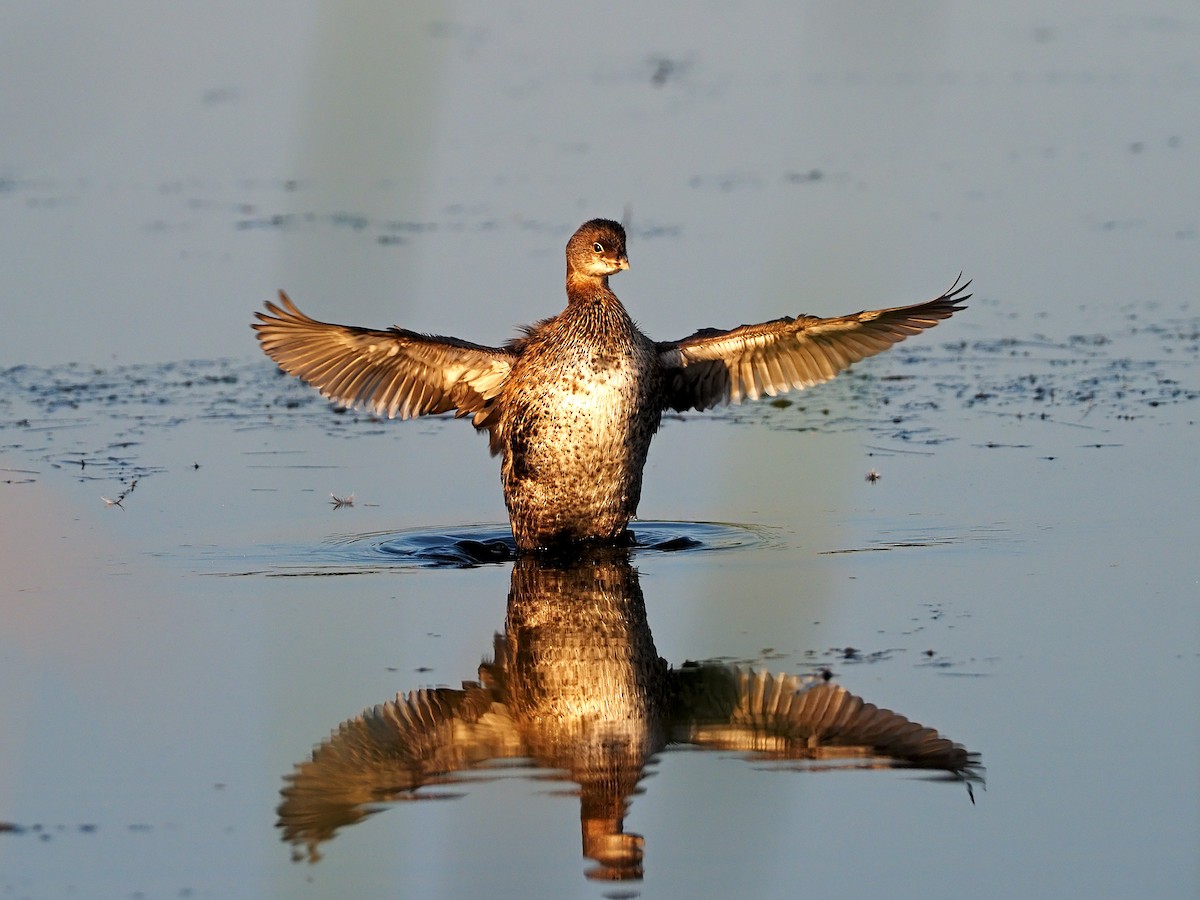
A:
101 477 138 510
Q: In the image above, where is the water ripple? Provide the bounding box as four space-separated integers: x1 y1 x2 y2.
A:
203 521 771 575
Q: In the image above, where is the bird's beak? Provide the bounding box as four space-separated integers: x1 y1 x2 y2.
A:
617 255 629 270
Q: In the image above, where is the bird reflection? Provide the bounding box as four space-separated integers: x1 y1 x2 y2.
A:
278 550 981 880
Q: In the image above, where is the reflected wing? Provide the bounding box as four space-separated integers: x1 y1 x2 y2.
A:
657 277 969 411
671 665 979 775
277 683 522 862
253 292 517 432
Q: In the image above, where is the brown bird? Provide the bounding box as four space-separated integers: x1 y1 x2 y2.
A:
253 218 968 551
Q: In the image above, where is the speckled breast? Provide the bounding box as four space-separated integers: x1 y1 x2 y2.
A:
500 303 664 550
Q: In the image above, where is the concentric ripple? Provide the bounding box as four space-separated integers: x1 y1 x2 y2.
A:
206 521 771 576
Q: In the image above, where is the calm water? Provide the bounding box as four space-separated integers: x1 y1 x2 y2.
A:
2 2 1198 898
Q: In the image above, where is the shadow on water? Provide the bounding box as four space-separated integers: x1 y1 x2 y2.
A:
277 549 982 881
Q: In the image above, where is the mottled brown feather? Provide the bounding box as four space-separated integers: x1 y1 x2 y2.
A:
252 219 968 550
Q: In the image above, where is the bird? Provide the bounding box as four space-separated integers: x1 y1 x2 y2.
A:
253 218 968 551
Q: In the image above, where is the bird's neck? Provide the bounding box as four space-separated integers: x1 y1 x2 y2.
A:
565 272 612 305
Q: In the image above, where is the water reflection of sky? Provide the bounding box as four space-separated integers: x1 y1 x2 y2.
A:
1 1 1198 897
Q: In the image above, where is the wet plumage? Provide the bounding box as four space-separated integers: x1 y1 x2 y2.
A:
253 218 968 550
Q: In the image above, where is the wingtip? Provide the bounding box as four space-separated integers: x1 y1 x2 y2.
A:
251 306 274 330
942 273 972 309
276 289 303 315
253 290 303 330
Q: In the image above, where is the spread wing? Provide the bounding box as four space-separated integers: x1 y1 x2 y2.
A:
253 292 517 443
671 666 981 776
277 682 522 862
657 276 970 412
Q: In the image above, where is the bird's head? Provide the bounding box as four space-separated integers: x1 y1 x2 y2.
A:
566 219 629 280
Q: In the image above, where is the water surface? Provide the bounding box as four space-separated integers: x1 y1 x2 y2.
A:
2 2 1198 897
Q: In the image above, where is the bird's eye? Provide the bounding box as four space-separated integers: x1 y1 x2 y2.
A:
593 242 604 253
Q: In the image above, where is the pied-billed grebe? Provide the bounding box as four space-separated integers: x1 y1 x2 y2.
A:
254 218 968 550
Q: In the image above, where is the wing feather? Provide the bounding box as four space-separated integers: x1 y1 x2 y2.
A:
657 276 969 412
763 354 786 397
253 292 517 435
